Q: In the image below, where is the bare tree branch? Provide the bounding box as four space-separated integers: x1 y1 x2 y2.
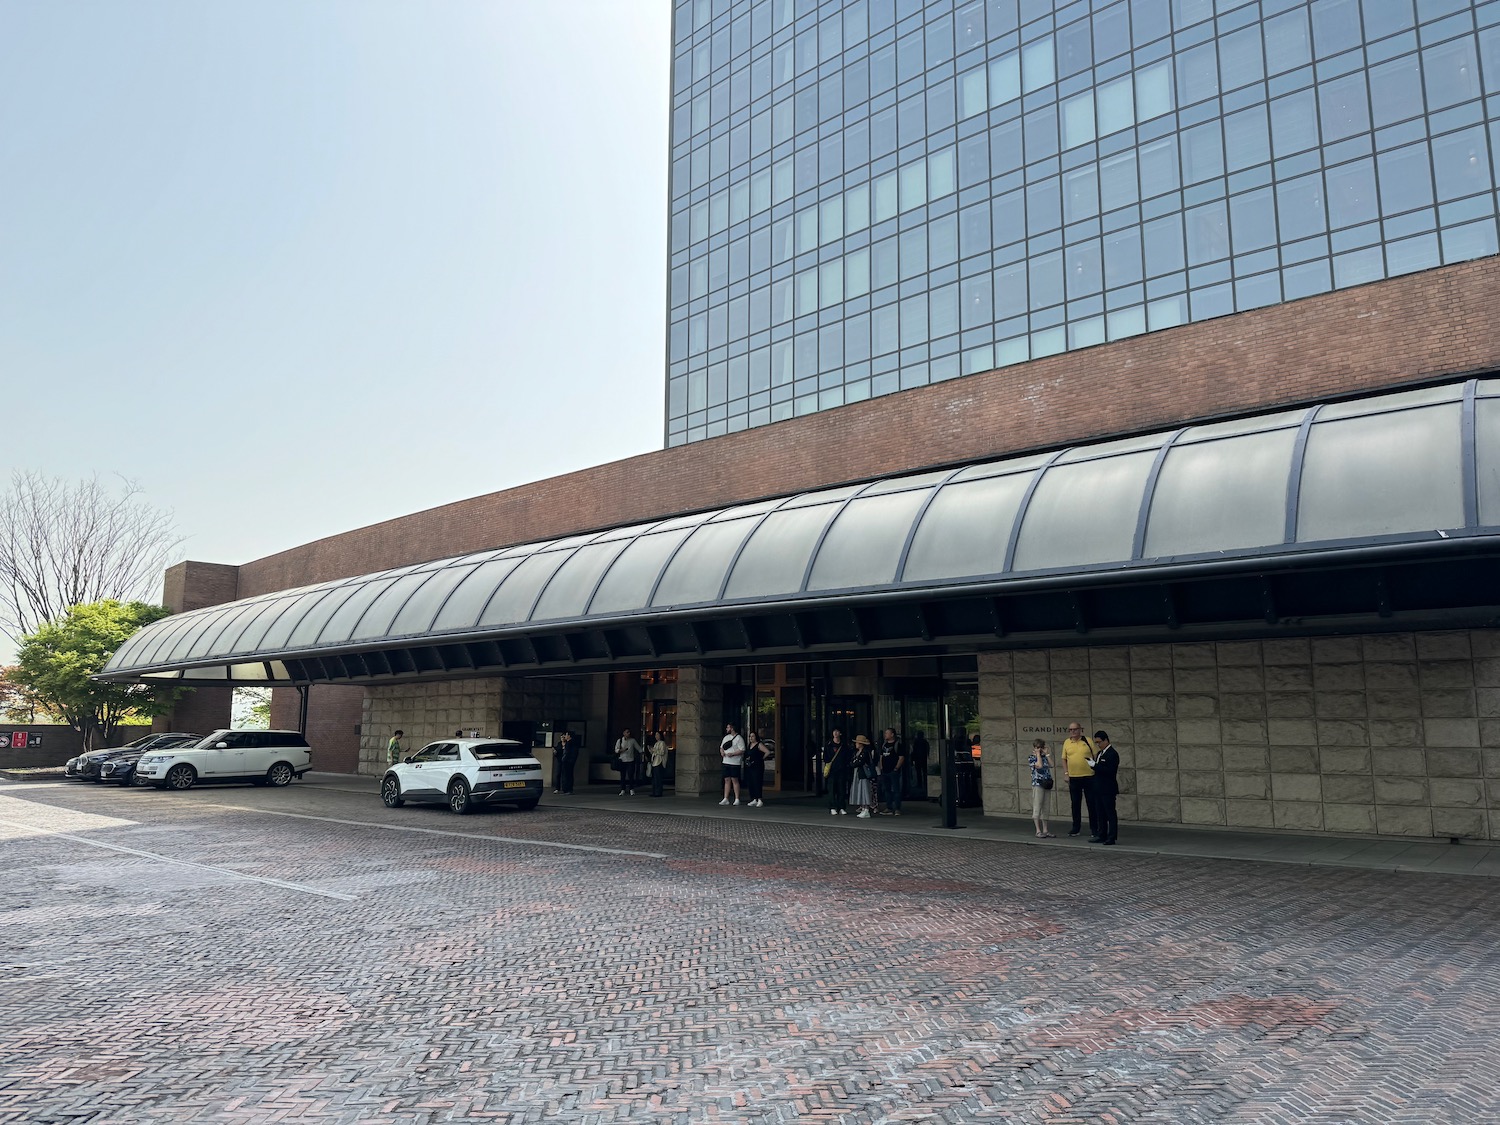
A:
0 472 185 642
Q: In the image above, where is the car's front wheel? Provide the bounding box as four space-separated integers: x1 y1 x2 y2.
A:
447 778 472 815
381 776 404 808
165 764 197 791
266 762 294 787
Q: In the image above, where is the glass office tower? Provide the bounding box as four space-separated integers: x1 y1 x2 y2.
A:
664 0 1500 445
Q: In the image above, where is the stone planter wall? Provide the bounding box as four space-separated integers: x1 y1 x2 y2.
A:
978 631 1500 840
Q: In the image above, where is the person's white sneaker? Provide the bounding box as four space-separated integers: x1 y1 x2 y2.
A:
618 790 626 796
754 799 763 807
856 809 871 818
839 808 847 815
732 798 740 805
719 798 730 805
830 809 838 815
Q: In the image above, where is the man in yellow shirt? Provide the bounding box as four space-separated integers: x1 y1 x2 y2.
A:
1060 723 1101 839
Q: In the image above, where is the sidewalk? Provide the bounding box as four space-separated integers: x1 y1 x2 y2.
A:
301 773 1500 879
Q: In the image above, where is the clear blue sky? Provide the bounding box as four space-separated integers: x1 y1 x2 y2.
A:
0 1 671 574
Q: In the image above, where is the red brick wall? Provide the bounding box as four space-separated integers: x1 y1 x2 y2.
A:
163 561 239 612
235 258 1500 597
160 562 240 733
269 685 364 774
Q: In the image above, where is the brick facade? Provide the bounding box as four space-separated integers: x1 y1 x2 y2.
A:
233 259 1500 597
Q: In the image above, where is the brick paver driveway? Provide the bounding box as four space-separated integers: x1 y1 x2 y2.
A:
3 780 1498 1124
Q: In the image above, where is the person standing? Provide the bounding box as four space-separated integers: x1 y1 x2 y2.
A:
849 734 877 818
1091 730 1121 845
615 728 642 796
742 730 767 808
647 731 670 797
909 729 930 798
387 730 405 766
824 729 853 816
719 722 746 805
876 728 905 816
1028 738 1055 839
554 730 578 794
1060 722 1100 839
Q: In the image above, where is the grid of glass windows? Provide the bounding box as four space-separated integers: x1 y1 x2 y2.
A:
664 0 1500 445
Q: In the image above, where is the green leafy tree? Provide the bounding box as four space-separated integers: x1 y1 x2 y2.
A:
13 600 181 749
0 665 50 723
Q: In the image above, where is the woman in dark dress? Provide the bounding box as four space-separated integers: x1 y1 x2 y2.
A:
743 730 767 808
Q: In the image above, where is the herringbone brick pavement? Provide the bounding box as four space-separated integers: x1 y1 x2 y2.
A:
2 782 1498 1123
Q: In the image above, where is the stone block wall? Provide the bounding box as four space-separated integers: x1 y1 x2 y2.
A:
978 631 1500 840
675 666 725 797
358 679 508 775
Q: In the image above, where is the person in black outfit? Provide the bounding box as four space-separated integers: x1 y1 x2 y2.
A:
743 731 768 808
824 729 853 816
909 730 930 798
553 730 578 794
876 728 905 815
1092 729 1120 845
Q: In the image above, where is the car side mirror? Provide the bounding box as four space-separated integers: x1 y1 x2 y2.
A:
215 742 229 749
402 755 412 763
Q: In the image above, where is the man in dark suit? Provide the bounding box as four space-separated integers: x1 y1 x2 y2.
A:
1091 730 1120 845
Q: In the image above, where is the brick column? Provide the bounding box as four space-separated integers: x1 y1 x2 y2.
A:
674 666 725 798
157 561 240 736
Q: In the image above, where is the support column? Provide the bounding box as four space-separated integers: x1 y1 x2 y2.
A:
978 651 1019 817
157 561 240 736
359 678 510 776
674 665 725 798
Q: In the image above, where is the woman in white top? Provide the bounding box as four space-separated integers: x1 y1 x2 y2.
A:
615 729 642 796
719 722 745 806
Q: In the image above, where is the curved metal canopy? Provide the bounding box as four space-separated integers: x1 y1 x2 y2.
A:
101 379 1500 684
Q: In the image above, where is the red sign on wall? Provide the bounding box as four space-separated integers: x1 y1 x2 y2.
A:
10 732 27 749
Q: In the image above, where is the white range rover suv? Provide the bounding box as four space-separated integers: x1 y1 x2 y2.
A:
135 730 313 790
381 738 543 814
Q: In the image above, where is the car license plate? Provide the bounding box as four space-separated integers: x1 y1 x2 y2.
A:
503 780 526 789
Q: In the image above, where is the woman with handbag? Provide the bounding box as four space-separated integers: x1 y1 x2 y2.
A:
849 734 877 819
1029 738 1056 838
824 729 853 816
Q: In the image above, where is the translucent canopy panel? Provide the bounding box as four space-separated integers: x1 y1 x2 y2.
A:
430 557 526 632
652 518 760 606
1144 429 1299 558
531 539 632 622
475 549 577 628
1475 398 1500 527
588 527 695 615
808 488 935 591
387 565 481 638
725 503 842 599
352 571 442 641
1297 404 1464 541
1012 452 1158 571
903 471 1035 582
98 378 1498 683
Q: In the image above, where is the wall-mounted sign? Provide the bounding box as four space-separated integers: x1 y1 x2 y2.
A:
10 732 27 749
0 734 10 748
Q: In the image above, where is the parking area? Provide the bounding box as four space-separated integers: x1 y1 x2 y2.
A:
5 777 1500 1123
